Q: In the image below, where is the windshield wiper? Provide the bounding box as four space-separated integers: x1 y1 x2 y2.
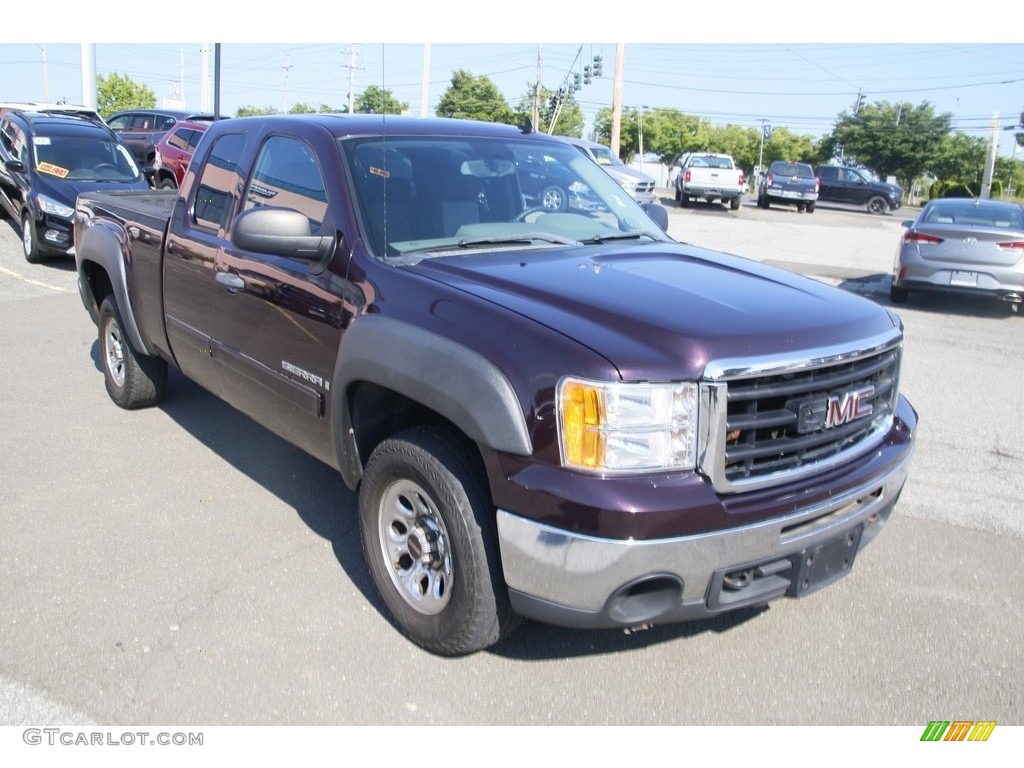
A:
585 230 654 243
457 233 581 248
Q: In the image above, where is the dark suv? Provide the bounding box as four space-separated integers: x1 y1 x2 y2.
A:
105 109 217 167
0 110 149 262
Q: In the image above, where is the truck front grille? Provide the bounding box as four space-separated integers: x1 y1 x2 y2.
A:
698 331 903 493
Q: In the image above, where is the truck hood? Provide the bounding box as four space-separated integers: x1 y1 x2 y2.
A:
604 164 656 185
411 242 898 381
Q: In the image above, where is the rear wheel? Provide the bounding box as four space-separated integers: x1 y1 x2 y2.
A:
679 193 689 207
98 296 167 409
806 202 815 213
674 185 681 202
358 425 521 656
867 196 888 215
157 175 177 190
889 282 909 304
729 197 741 211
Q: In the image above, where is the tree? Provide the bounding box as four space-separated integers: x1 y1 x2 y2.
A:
236 105 278 117
513 86 583 137
929 132 987 192
354 85 407 115
830 100 951 190
435 70 514 124
96 73 155 118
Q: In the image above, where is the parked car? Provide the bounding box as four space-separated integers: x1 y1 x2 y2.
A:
151 119 211 189
513 148 606 213
674 152 745 210
757 160 819 212
890 197 1024 313
815 165 903 214
558 136 657 205
0 101 104 124
105 109 218 167
0 109 149 263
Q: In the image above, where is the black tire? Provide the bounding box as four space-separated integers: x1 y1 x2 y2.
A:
679 193 689 208
889 282 909 304
762 196 771 209
729 196 741 211
806 202 816 213
797 204 806 213
539 185 567 212
98 296 167 409
21 211 45 264
674 185 681 202
867 196 888 215
358 425 521 656
157 175 177 190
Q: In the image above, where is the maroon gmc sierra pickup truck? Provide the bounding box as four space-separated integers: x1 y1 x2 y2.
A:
74 114 917 656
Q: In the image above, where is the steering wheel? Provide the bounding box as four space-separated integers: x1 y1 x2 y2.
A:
93 163 118 175
514 207 547 223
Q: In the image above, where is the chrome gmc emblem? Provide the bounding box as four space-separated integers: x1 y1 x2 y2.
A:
824 385 875 429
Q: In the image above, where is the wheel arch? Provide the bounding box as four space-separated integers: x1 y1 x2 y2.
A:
76 220 153 356
330 315 533 491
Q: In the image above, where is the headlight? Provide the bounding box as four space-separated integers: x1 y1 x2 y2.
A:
557 377 698 473
37 194 74 218
568 181 591 195
619 180 638 193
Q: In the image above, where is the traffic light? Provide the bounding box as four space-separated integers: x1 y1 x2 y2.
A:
583 65 591 85
592 55 602 78
573 73 581 90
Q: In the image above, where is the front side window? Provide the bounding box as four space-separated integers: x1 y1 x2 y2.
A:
242 136 328 233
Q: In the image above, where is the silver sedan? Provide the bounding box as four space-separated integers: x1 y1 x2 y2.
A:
890 198 1024 312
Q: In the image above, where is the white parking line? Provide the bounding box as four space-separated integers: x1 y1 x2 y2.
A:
0 265 74 294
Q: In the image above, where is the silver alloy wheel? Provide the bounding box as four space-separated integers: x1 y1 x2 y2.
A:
22 219 32 256
377 478 453 615
541 186 565 211
103 318 127 388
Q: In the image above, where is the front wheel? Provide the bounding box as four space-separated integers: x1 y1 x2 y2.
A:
157 175 177 190
21 212 45 264
867 196 888 215
358 426 520 656
539 185 567 212
98 296 167 409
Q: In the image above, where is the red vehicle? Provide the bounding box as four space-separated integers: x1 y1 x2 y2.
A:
151 119 210 189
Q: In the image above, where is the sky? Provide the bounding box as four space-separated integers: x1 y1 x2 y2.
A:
2 3 1023 156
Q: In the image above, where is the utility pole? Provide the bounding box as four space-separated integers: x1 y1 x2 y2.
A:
981 112 999 199
610 43 624 155
38 44 49 102
201 44 211 113
80 44 96 110
282 53 292 113
532 44 542 130
420 43 431 117
342 46 361 114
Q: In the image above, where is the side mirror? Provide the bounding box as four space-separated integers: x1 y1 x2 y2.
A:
5 159 25 173
230 207 335 261
642 202 669 232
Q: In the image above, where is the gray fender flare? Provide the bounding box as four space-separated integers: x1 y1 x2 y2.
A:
331 315 532 487
77 219 153 356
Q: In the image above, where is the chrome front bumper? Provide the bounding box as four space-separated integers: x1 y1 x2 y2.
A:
497 449 913 629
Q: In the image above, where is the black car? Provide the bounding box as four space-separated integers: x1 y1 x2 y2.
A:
0 110 150 262
105 109 219 166
512 148 605 213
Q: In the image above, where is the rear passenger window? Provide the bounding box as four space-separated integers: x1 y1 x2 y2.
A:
193 133 246 232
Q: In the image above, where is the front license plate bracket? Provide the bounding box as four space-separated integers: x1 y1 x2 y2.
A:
791 525 863 597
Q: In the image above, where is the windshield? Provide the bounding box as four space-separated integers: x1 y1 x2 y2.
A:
31 134 142 182
342 135 668 259
588 144 623 167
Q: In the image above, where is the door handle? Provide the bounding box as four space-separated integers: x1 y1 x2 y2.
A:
215 272 245 292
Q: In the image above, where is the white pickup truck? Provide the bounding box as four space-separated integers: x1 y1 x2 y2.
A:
674 152 745 210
